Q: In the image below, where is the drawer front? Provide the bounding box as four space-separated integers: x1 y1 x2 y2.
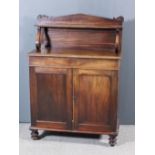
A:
29 56 120 70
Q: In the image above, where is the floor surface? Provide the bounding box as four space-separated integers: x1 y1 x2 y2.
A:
19 123 135 155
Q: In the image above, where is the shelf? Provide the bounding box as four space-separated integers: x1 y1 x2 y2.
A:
29 48 121 60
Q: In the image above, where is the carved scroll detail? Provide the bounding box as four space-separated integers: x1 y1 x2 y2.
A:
113 16 124 22
115 29 120 54
35 27 41 50
44 27 51 48
116 16 124 22
37 15 49 20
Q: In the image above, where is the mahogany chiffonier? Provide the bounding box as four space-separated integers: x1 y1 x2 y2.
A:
28 14 124 146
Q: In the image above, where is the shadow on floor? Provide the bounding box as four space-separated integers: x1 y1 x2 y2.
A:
20 124 134 147
35 129 134 147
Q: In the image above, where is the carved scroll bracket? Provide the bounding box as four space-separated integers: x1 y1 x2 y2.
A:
35 27 41 50
115 29 121 54
44 27 51 49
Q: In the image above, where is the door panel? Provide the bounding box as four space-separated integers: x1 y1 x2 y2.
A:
30 67 73 130
36 73 66 121
73 69 118 132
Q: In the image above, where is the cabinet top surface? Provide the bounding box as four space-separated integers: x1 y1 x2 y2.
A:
29 49 121 60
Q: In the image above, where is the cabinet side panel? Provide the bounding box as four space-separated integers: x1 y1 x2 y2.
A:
29 67 38 126
110 71 119 131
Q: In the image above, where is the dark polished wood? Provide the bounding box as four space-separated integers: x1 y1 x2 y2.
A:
109 133 118 146
73 69 118 132
30 129 39 140
29 48 121 59
36 14 123 29
30 67 73 130
29 13 124 146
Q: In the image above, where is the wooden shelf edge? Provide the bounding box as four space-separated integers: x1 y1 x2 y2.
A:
28 50 121 60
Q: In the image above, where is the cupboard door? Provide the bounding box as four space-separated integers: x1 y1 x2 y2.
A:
30 67 73 130
73 69 118 133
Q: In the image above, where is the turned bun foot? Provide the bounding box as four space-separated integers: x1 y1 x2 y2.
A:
109 134 117 146
31 129 39 140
